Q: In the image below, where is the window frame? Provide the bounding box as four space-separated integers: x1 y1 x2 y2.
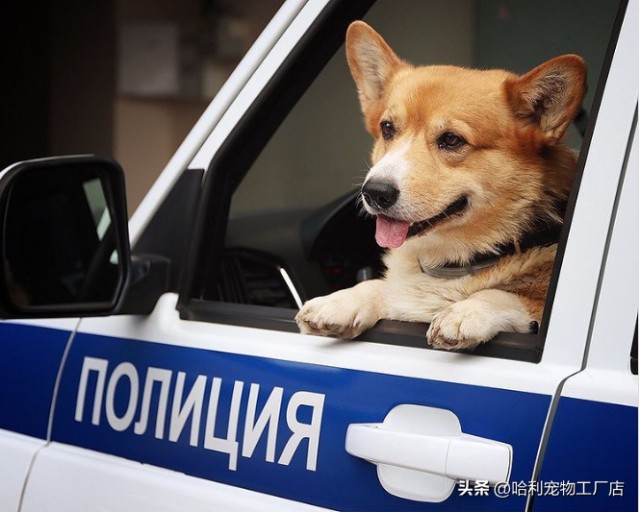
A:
176 0 630 364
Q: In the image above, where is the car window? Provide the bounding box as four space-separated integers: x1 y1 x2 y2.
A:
184 0 624 362
231 0 616 216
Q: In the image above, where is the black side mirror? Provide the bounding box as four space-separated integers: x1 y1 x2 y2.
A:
0 156 131 317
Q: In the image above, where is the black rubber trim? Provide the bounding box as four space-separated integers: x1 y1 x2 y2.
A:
631 318 638 376
133 168 203 292
184 300 543 363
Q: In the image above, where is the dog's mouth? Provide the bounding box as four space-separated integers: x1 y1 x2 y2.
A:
375 195 469 249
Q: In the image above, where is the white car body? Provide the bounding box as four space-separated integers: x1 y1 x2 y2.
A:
0 0 637 510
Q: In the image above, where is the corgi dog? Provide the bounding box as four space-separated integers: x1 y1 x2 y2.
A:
295 21 586 350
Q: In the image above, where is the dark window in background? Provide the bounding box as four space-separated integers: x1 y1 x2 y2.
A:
0 0 282 213
0 1 52 169
0 0 115 170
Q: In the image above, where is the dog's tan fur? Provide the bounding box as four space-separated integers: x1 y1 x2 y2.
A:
295 21 586 349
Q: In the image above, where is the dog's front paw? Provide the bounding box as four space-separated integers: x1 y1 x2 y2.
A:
426 290 533 350
295 288 380 339
427 302 492 350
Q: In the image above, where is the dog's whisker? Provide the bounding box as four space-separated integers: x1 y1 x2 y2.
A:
484 195 495 209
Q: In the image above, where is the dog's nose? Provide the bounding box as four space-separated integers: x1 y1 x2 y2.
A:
362 181 399 211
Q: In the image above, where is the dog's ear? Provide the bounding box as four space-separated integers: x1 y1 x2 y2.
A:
346 21 403 115
506 55 587 144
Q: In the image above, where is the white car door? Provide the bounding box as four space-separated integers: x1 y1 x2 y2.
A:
0 318 77 512
533 115 638 511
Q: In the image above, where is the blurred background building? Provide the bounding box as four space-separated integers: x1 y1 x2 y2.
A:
1 0 616 215
1 0 283 211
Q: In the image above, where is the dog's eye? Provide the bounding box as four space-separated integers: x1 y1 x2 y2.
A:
438 132 466 150
380 120 396 141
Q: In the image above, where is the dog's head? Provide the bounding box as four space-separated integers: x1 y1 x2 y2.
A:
346 21 586 260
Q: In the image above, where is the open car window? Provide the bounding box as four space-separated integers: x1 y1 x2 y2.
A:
180 0 625 363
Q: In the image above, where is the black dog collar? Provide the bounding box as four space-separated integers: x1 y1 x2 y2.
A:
418 215 564 280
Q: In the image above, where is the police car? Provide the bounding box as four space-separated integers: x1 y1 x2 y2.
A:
0 0 637 510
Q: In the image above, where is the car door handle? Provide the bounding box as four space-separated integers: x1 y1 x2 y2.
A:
345 404 512 503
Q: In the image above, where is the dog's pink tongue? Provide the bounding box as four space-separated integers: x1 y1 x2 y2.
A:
375 215 410 248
